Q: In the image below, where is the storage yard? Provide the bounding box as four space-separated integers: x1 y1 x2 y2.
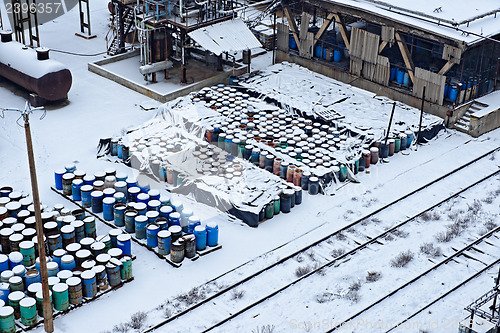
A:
0 0 500 332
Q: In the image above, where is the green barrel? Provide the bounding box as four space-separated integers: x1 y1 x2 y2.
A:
339 164 347 182
52 283 69 311
354 159 359 174
394 138 401 153
273 196 280 215
8 276 24 292
0 306 15 333
8 290 24 319
265 203 274 219
35 290 52 317
20 297 37 326
120 256 133 281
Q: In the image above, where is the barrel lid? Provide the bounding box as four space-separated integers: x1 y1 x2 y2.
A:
20 297 36 307
8 251 22 262
0 228 13 236
194 225 205 233
170 212 180 219
388 139 395 143
83 216 95 223
91 191 103 198
5 201 21 210
25 270 39 278
362 149 370 154
36 290 52 299
309 176 319 182
0 306 14 317
182 208 193 215
81 185 93 192
90 242 105 250
147 224 159 231
81 270 96 279
137 193 149 200
108 229 123 238
117 233 131 242
125 209 137 217
9 276 22 284
114 180 127 187
0 198 10 206
103 197 116 204
53 283 68 293
83 174 95 182
57 270 73 280
80 237 94 246
96 253 111 262
114 192 125 199
66 243 81 252
188 216 200 223
108 248 122 257
103 188 116 196
66 276 81 286
62 173 75 180
104 175 116 183
12 265 25 276
53 248 67 257
370 147 379 153
160 206 173 213
73 179 83 185
8 290 25 301
55 168 66 175
9 233 23 242
47 261 59 270
135 215 147 223
91 265 105 274
48 276 60 285
156 229 171 239
0 254 7 263
128 187 141 194
0 207 7 215
72 220 84 228
109 257 122 266
27 282 41 293
168 225 182 233
76 249 92 259
135 203 147 211
61 225 75 233
11 223 25 232
61 254 75 263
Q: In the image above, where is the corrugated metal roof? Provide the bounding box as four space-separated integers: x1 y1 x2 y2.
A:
188 19 262 56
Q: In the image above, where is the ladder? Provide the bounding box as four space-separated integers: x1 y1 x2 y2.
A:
106 6 136 55
11 0 40 46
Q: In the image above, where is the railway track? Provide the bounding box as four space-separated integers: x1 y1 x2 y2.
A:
144 147 500 332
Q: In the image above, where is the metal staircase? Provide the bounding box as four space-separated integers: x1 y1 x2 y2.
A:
106 7 136 56
454 101 489 133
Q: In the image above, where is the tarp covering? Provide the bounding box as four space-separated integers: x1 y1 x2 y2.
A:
188 18 262 56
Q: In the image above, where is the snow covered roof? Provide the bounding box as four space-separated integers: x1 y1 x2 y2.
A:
188 19 262 56
328 0 500 45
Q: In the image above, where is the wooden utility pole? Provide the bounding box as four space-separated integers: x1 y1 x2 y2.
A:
22 109 54 332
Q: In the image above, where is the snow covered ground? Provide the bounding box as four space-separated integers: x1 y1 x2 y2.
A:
0 1 500 332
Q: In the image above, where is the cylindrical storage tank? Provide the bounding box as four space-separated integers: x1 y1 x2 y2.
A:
105 259 121 287
120 256 133 281
19 297 37 326
35 290 52 317
8 290 24 319
80 270 97 298
206 222 219 247
52 283 69 311
170 239 184 263
157 230 171 256
117 234 131 256
66 276 82 305
0 306 15 333
19 240 36 267
194 225 206 251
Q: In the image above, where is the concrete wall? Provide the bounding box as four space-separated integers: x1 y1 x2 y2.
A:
469 108 500 138
276 50 455 123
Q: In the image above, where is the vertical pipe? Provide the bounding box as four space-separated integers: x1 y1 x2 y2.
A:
491 266 500 317
417 86 426 147
383 102 396 148
273 11 276 65
24 114 53 333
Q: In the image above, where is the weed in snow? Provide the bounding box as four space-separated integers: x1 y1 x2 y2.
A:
331 248 346 258
252 324 275 333
391 250 414 268
295 265 312 277
336 232 346 241
230 289 246 300
129 311 147 330
419 242 442 257
366 271 382 282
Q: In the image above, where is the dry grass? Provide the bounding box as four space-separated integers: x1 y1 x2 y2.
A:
129 311 147 330
336 232 347 241
366 271 382 282
252 325 275 333
419 242 442 257
295 265 312 278
230 289 246 300
331 248 346 258
390 250 414 268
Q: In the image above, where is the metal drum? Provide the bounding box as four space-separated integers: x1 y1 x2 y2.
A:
193 225 206 251
135 216 148 239
62 173 75 196
124 210 138 233
35 290 52 317
170 239 185 263
117 234 131 256
80 270 97 298
102 197 116 221
19 297 37 326
80 185 93 208
120 256 133 281
183 235 196 258
146 224 159 248
90 191 104 214
83 216 96 238
206 222 219 247
66 276 82 305
0 306 16 332
52 283 69 311
105 259 122 287
157 230 171 255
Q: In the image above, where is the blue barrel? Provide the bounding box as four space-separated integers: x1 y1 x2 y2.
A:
114 204 126 227
126 178 137 189
0 283 10 303
61 225 75 247
169 212 181 227
250 148 260 166
54 169 66 191
148 189 160 201
136 193 150 204
243 145 252 160
117 234 131 256
171 201 184 212
396 69 405 84
0 255 8 273
289 34 297 49
8 252 22 270
405 130 414 148
206 222 218 247
52 249 66 268
379 143 389 158
444 84 450 98
83 216 96 238
127 187 141 202
114 181 128 198
279 162 288 179
103 188 116 198
81 270 97 298
124 210 137 233
146 211 159 224
400 133 407 150
187 216 201 234
102 197 115 221
333 49 342 62
308 177 319 195
157 230 171 255
160 206 173 220
194 225 206 251
449 86 458 102
61 255 75 271
180 209 193 232
135 216 148 239
79 185 92 208
105 261 121 287
294 187 302 205
314 44 322 58
90 191 104 214
71 179 83 201
47 234 63 254
108 229 122 248
24 270 40 288
403 72 409 87
83 175 95 186
148 200 161 212
390 67 397 81
146 224 159 248
113 192 126 204
72 220 85 242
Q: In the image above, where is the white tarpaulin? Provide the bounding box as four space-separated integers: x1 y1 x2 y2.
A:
188 18 262 56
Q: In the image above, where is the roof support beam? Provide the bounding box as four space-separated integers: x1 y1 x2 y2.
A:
438 60 455 75
283 7 301 50
333 13 350 51
378 40 388 53
313 12 334 48
395 31 415 83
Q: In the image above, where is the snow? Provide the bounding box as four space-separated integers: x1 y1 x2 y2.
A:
473 90 500 117
0 0 499 332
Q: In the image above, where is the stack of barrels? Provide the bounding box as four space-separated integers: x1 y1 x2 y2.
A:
55 165 219 264
0 183 133 329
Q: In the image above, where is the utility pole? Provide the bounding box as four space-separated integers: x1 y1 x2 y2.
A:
3 103 54 332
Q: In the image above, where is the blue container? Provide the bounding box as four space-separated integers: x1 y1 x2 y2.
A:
135 216 148 239
308 177 320 195
83 175 95 186
396 69 405 84
146 211 159 224
0 283 10 303
124 210 137 233
224 137 232 153
102 197 116 221
194 225 207 251
71 179 83 201
146 225 159 248
314 45 322 58
379 143 389 158
48 234 63 254
136 193 150 204
105 263 121 287
405 130 414 148
108 229 122 248
0 255 8 273
403 72 409 87
160 206 173 220
206 222 218 247
157 230 171 255
135 202 147 215
280 189 293 213
171 201 183 213
114 204 126 227
81 270 97 298
294 187 302 205
449 86 458 102
90 191 104 214
243 145 252 160
117 143 123 159
117 234 131 256
279 163 288 179
400 134 407 150
187 216 201 234
148 200 161 212
250 149 260 166
24 270 40 288
148 189 160 201
54 169 66 191
127 187 141 202
83 216 97 238
300 172 310 190
289 35 297 50
113 192 126 204
444 84 450 98
333 49 342 62
52 249 66 268
169 212 181 227
61 255 76 271
126 178 137 189
390 67 397 81
8 252 23 269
